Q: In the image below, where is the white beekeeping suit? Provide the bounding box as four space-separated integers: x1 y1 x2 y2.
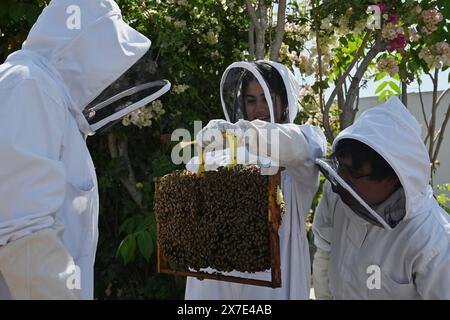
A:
184 61 327 300
313 97 450 299
0 0 169 299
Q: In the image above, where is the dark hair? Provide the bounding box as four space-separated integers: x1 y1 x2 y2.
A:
334 139 398 181
241 62 288 122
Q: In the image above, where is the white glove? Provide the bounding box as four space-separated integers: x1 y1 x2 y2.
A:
233 119 311 168
312 247 333 300
196 119 242 149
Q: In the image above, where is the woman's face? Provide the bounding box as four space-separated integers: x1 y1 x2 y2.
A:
244 80 284 122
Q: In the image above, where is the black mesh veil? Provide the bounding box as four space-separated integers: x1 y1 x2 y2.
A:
220 61 288 124
315 158 398 229
84 50 170 134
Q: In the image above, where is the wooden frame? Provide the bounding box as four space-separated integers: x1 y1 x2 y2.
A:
156 171 282 288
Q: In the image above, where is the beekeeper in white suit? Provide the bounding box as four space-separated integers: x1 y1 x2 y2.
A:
313 97 450 299
184 61 327 300
0 0 170 299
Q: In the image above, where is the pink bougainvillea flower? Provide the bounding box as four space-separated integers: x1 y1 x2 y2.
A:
377 3 389 12
389 14 398 24
387 34 407 52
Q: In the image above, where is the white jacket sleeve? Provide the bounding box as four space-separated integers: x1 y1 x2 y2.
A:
313 181 335 252
311 181 335 299
235 119 327 169
0 79 66 245
313 247 333 300
415 231 450 299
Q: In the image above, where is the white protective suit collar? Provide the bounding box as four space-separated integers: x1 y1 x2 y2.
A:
332 97 431 221
20 0 151 135
220 60 300 124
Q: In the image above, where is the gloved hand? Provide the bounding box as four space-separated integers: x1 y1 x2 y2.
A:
196 119 242 149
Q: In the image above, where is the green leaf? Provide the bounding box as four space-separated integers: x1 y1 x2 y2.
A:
374 72 387 82
117 235 136 265
137 231 153 262
438 184 450 191
339 37 348 47
119 217 135 234
436 194 450 204
388 81 401 94
437 0 450 20
375 81 388 94
378 91 387 102
378 89 395 102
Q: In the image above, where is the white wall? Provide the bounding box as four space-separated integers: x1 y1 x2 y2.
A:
357 90 450 199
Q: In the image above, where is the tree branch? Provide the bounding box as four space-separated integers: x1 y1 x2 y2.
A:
401 81 408 107
428 69 439 162
322 30 374 140
108 133 143 208
270 0 287 61
249 20 255 61
432 88 450 165
268 3 273 50
436 87 450 108
341 31 383 130
245 0 267 60
341 41 381 129
311 0 333 142
418 80 430 134
256 0 267 60
245 0 260 32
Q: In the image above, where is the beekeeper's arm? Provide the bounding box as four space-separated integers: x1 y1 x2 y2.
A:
197 119 327 168
238 119 329 169
312 181 335 300
0 79 66 245
415 234 450 299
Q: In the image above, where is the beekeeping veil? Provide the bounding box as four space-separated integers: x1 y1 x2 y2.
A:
83 50 171 134
22 0 171 136
315 97 431 230
220 61 299 124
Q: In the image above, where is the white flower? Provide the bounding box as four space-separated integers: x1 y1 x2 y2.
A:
298 85 320 113
122 100 165 129
174 20 186 28
210 50 220 59
377 57 399 76
122 117 131 127
205 30 218 45
414 6 422 15
420 7 443 34
240 50 249 60
352 19 368 35
172 84 190 94
382 22 404 41
320 16 333 31
409 28 420 42
419 42 450 69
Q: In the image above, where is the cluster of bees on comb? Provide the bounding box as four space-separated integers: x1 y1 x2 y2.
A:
154 165 273 273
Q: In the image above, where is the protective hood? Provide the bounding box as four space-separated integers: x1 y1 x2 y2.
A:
20 0 169 135
332 96 431 223
220 60 300 124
